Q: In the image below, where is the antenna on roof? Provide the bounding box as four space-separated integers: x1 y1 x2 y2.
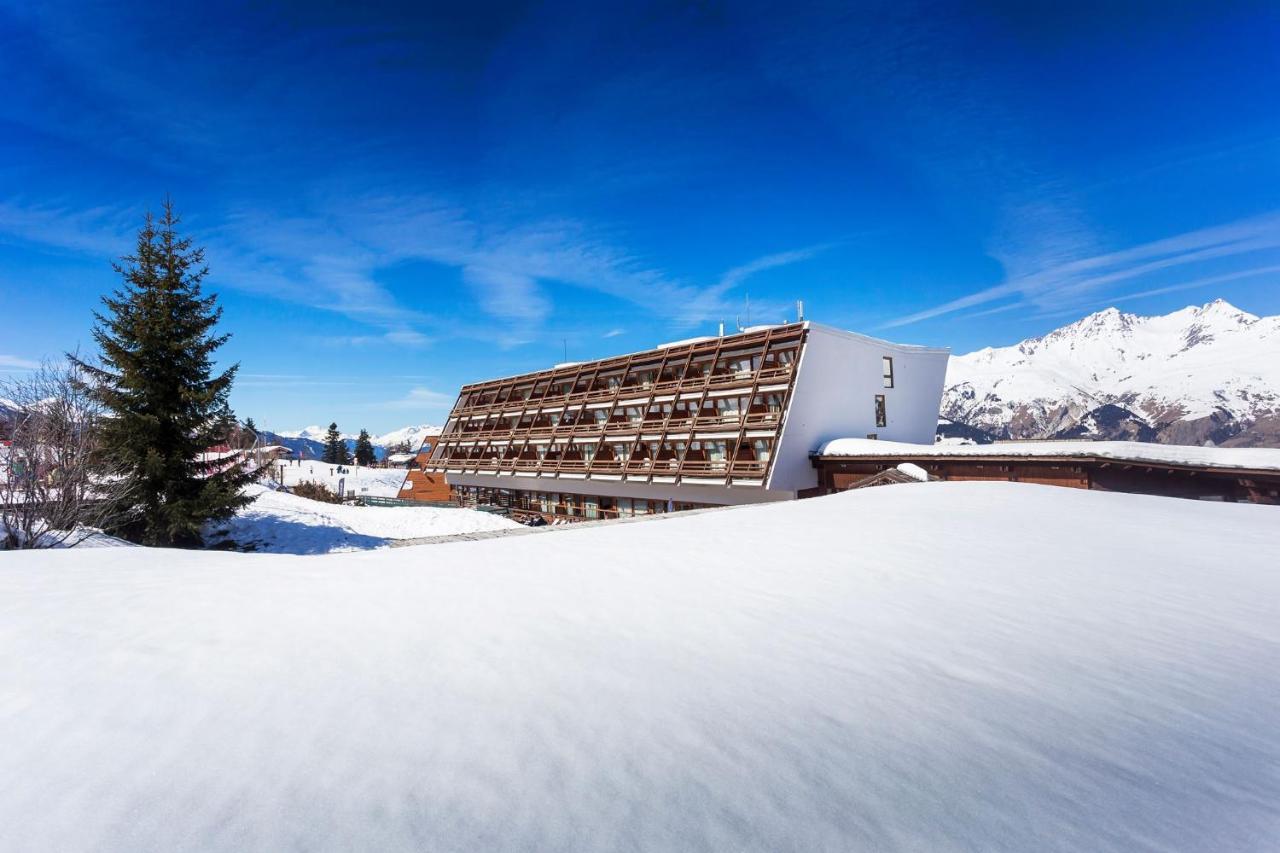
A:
563 338 568 363
797 299 805 322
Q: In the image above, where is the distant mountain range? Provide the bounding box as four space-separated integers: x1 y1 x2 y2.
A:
941 300 1280 447
263 424 441 460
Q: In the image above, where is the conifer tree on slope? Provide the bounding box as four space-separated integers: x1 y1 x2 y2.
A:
71 201 257 546
322 422 351 465
353 429 377 467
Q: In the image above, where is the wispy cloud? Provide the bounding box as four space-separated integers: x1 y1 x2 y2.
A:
0 201 134 257
883 212 1280 328
602 328 625 338
312 330 434 348
381 386 456 410
0 354 42 370
676 243 832 328
1106 264 1280 306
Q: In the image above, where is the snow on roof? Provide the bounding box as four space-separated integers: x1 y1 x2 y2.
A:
2 484 1278 849
386 452 416 463
816 438 1280 471
656 335 715 349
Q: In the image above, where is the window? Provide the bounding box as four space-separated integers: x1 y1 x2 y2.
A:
882 356 894 388
874 394 887 428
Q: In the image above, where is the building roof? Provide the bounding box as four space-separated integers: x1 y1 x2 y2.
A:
386 452 417 464
455 320 946 391
814 438 1280 473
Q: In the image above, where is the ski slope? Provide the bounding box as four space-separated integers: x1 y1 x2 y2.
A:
273 460 409 498
2 483 1278 851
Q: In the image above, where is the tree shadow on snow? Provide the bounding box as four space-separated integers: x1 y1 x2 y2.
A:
208 515 389 555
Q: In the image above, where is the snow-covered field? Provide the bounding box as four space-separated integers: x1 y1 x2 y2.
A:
3 483 1279 851
206 484 521 553
272 460 409 498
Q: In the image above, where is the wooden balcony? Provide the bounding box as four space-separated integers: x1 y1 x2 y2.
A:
680 460 770 477
755 365 794 383
566 421 607 435
692 414 743 430
705 370 758 390
604 420 644 434
448 362 796 420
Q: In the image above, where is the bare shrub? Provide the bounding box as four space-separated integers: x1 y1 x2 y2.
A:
290 480 341 504
1 356 135 549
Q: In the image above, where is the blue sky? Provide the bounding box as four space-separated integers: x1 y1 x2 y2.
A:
1 1 1277 433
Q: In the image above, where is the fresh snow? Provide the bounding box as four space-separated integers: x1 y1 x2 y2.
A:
205 484 521 553
3 483 1279 851
818 436 1280 470
273 459 409 498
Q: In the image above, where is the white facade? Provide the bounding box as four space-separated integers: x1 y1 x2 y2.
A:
767 323 949 493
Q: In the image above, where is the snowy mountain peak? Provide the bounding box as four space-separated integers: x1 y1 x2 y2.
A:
370 424 442 450
273 424 441 451
277 425 340 441
1188 298 1257 330
943 299 1280 447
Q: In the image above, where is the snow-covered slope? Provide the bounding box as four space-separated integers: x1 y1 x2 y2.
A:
3 484 1279 851
369 423 441 450
272 460 409 497
205 483 520 553
275 424 338 442
943 299 1280 446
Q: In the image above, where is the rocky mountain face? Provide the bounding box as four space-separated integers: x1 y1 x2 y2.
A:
941 300 1280 447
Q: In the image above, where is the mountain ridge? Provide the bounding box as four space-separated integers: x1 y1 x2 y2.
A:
941 299 1280 447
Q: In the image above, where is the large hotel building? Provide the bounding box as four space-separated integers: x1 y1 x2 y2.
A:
403 321 948 522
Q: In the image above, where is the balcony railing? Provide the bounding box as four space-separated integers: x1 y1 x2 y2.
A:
441 411 782 454
691 414 742 429
604 420 644 434
450 362 797 418
431 454 769 481
680 460 770 477
744 411 782 426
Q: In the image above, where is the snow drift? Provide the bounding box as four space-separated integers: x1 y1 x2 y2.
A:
2 483 1278 851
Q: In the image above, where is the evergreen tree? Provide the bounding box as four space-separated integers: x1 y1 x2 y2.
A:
71 200 257 546
322 422 351 464
353 429 376 466
243 417 257 436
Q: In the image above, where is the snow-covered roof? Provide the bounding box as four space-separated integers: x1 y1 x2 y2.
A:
815 438 1280 471
386 452 416 463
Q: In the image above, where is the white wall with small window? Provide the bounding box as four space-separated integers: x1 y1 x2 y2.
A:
767 323 948 492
